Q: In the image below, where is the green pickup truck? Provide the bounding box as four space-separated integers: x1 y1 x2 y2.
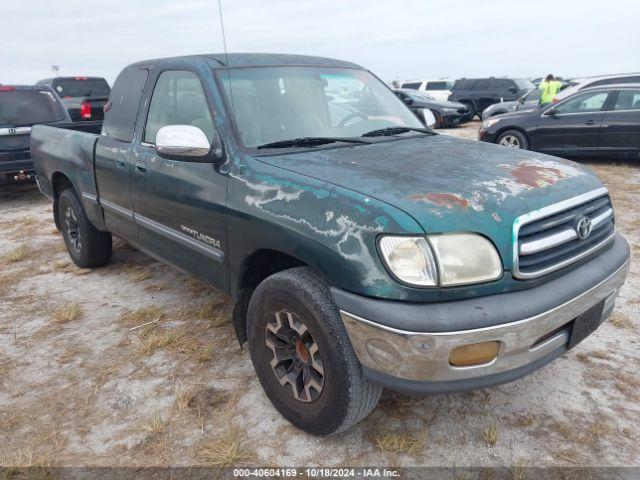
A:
31 54 630 436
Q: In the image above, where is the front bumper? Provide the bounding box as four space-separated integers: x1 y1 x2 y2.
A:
332 234 630 394
477 128 498 143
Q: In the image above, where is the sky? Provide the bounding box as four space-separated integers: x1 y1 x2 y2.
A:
1 0 638 85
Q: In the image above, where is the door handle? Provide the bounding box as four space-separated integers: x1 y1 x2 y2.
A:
585 119 596 126
135 161 147 175
116 158 127 169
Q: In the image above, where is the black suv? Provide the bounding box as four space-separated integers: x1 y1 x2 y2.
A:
449 77 535 119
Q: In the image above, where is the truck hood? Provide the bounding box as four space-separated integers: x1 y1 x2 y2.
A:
256 135 603 269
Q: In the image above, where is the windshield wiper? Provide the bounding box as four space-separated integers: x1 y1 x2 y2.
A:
256 136 370 150
361 126 436 137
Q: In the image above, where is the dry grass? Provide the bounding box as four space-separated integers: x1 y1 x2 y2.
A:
175 385 197 411
2 245 29 264
139 411 168 435
137 326 186 356
129 266 153 283
198 343 215 363
52 303 82 324
197 429 253 467
144 284 167 293
509 459 527 480
483 421 499 447
614 372 640 401
120 306 164 328
374 433 425 455
609 312 634 330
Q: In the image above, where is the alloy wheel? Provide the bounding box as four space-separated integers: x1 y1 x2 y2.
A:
499 135 521 148
64 206 82 254
265 309 325 403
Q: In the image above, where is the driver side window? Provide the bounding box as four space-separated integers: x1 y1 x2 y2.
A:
554 91 609 114
144 70 214 144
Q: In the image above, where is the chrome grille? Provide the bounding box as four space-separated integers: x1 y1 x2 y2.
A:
513 188 615 279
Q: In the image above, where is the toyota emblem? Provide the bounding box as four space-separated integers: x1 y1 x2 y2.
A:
575 216 592 240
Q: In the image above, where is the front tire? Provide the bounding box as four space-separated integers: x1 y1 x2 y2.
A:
497 130 529 150
247 267 382 436
58 188 112 268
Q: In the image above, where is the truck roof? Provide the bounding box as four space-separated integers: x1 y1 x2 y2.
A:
127 53 363 70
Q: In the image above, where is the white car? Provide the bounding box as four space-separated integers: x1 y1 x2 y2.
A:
399 79 455 102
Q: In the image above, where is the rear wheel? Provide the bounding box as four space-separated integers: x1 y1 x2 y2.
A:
497 130 529 150
58 188 112 268
247 267 382 436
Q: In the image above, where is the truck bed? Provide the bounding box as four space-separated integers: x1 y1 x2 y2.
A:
30 124 106 230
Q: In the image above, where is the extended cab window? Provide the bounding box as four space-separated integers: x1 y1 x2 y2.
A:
144 71 214 144
103 68 148 142
401 82 422 90
554 91 609 114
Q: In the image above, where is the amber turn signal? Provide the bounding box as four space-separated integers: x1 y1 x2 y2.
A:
449 341 500 367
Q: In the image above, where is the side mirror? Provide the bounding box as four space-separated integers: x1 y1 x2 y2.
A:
155 125 223 161
508 87 518 94
545 108 558 117
422 108 437 129
402 96 414 106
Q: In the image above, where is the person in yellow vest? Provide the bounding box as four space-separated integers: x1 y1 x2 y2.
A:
538 74 563 106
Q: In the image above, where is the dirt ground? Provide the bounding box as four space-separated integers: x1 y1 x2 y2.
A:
0 121 638 469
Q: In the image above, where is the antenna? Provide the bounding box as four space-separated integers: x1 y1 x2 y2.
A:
217 0 230 66
217 0 236 122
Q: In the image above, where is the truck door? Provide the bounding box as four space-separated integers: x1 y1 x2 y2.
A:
95 67 149 243
130 69 228 291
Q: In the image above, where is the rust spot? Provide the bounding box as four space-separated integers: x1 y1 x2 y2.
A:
511 163 566 188
411 192 469 209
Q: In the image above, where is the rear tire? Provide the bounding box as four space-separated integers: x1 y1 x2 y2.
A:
247 267 382 436
497 130 529 150
58 188 112 268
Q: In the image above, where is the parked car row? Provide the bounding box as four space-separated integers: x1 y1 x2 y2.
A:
0 77 108 183
479 83 640 159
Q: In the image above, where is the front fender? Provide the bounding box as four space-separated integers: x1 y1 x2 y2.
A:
226 152 425 300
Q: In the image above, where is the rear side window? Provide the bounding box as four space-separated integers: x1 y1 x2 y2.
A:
425 81 452 90
103 68 149 143
613 90 640 110
452 79 475 91
401 82 422 90
492 79 513 90
52 78 111 98
0 89 66 125
144 70 214 144
473 79 492 90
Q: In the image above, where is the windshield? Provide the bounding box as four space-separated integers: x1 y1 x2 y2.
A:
514 79 535 90
218 67 423 148
52 78 110 98
0 89 66 126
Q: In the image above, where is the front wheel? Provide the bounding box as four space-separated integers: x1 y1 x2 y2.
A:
497 130 529 150
247 267 382 436
58 188 112 268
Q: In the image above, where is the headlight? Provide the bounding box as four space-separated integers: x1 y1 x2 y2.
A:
428 233 502 286
379 233 502 287
482 118 501 129
378 237 438 286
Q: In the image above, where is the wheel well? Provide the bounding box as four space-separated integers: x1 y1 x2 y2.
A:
51 172 74 230
232 250 307 346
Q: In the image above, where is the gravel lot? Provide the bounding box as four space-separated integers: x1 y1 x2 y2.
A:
0 121 638 469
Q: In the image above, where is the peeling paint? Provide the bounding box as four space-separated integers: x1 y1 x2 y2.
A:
411 192 470 210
